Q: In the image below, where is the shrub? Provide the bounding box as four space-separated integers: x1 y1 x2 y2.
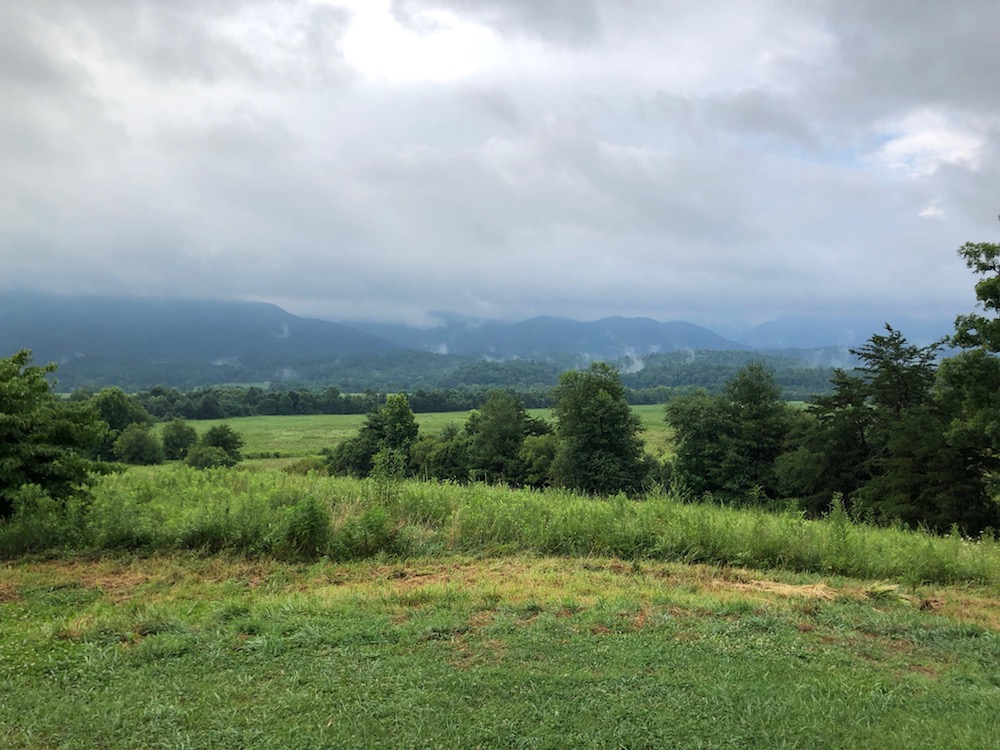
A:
113 424 164 465
276 495 331 560
332 505 395 560
201 425 244 462
186 445 237 469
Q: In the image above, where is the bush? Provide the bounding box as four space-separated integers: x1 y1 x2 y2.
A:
277 495 331 559
113 424 164 465
202 424 244 462
332 505 395 560
186 445 237 469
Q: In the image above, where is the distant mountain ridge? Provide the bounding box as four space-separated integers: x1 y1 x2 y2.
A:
0 291 400 366
728 315 953 350
0 291 954 390
348 315 749 357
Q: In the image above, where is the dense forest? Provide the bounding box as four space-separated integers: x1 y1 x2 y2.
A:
59 350 838 423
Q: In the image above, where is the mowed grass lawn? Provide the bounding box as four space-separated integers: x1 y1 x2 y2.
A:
4 554 1000 749
167 404 676 464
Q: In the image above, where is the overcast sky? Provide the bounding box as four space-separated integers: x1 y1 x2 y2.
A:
2 0 998 328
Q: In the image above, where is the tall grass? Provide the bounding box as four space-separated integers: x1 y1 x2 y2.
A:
3 467 998 586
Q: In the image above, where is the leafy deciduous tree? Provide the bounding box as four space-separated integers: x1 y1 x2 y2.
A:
0 350 107 517
162 418 198 460
551 362 646 495
113 423 164 465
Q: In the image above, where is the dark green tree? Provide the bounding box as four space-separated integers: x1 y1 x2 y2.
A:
0 350 107 517
162 419 198 460
411 423 471 482
201 424 245 463
777 323 998 533
90 386 154 460
667 363 792 501
776 370 873 514
91 387 153 433
113 424 164 465
953 216 1000 351
467 390 529 484
550 362 646 495
519 433 558 488
664 388 734 498
326 393 419 478
186 444 237 469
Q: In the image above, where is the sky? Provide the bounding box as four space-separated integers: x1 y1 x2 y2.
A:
2 0 999 329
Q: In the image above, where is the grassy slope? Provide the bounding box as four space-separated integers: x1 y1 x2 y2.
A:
3 554 999 749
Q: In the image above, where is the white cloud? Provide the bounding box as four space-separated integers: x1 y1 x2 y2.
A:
871 108 987 177
1 0 998 329
328 0 501 83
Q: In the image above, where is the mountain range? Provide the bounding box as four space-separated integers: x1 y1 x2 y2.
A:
0 291 954 390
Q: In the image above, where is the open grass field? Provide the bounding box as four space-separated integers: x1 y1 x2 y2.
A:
168 404 676 464
6 412 998 747
3 553 999 749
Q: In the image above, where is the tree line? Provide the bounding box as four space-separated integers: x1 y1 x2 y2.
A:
665 227 1000 534
325 362 656 497
65 353 837 423
325 222 1000 535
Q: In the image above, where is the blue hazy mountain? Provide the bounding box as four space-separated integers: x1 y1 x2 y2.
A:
734 315 953 350
347 314 749 358
0 291 400 366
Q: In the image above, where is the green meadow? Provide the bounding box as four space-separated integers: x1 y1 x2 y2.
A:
4 412 999 748
169 404 675 464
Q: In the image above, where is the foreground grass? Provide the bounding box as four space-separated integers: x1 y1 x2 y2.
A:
4 470 999 588
3 554 999 749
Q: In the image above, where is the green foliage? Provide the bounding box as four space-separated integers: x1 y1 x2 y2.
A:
326 393 419 478
953 219 1000 351
0 349 107 517
411 423 472 482
91 386 153 432
778 325 999 533
113 423 165 465
332 504 396 560
277 495 331 559
667 363 792 502
161 418 198 460
519 433 558 487
551 363 647 495
90 386 154 459
201 424 245 462
466 390 542 484
186 445 237 469
4 469 1000 588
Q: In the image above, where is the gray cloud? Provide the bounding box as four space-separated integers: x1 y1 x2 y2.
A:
1 0 997 330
